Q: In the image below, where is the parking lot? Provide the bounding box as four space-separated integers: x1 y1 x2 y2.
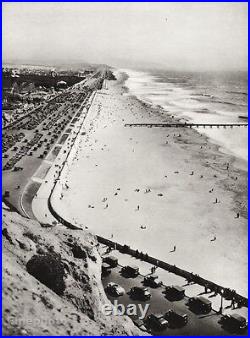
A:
101 250 247 336
2 88 92 216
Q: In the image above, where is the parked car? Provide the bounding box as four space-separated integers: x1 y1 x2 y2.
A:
106 282 125 297
101 263 111 276
121 265 139 277
165 285 185 300
103 255 118 268
146 313 168 330
188 296 212 313
165 309 188 327
219 314 247 332
130 286 151 300
144 274 162 288
132 319 148 333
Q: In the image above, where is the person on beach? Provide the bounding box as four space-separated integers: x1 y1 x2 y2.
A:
204 283 209 293
210 235 216 242
151 265 157 274
137 205 140 211
151 266 156 274
231 298 236 309
170 245 176 252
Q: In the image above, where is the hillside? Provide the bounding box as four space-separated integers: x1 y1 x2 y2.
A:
2 204 145 336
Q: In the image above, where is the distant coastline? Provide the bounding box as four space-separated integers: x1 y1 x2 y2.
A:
121 68 248 166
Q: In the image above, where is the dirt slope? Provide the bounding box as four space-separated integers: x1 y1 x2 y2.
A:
2 204 145 336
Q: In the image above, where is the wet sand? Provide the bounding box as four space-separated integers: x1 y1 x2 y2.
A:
34 73 247 297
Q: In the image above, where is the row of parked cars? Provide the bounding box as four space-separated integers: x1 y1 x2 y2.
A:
106 282 152 300
146 310 188 330
102 255 247 333
134 309 247 333
133 310 189 333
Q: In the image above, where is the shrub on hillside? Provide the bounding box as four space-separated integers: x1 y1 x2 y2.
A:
26 253 66 295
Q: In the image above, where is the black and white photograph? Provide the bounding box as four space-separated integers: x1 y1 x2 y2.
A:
2 2 248 336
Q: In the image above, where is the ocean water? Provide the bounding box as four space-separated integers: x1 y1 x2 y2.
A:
122 69 248 166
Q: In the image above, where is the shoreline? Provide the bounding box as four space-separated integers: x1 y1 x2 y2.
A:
121 74 247 219
33 72 247 298
121 68 248 166
121 71 247 174
124 82 247 185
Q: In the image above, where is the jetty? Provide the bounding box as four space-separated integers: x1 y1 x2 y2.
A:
124 122 248 129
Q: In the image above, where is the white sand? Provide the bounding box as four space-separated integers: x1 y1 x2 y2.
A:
33 74 247 298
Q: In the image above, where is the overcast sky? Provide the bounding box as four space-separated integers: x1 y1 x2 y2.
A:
3 2 248 71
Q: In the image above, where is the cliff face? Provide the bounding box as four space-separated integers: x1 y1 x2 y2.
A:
2 204 145 336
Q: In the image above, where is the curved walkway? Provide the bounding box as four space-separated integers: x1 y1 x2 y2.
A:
21 92 92 221
32 91 96 225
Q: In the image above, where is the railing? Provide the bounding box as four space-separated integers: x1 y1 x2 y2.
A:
96 236 248 308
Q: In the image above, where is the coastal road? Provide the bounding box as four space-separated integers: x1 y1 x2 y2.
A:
2 87 89 217
32 90 97 226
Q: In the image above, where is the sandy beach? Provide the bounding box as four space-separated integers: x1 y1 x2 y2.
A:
3 3 248 336
33 72 247 298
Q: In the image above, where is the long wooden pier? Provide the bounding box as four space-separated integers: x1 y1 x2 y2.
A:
124 122 248 129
